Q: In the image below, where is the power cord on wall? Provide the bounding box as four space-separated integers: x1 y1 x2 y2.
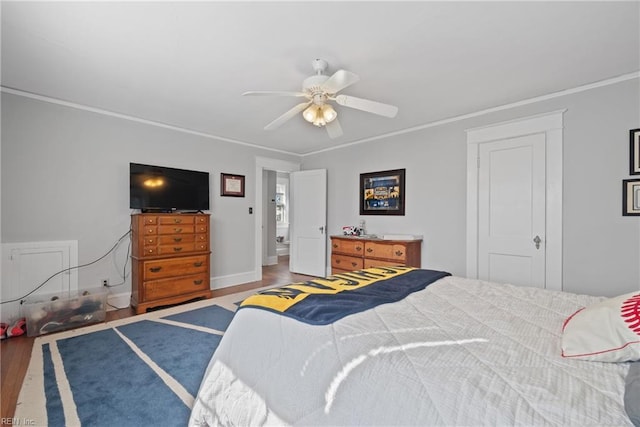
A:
0 229 132 305
104 236 133 310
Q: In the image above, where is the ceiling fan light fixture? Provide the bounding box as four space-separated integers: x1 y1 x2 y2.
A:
321 104 337 123
303 105 318 123
303 104 337 127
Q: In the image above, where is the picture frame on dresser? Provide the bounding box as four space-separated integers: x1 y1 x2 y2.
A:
631 128 640 175
622 179 640 216
359 168 405 215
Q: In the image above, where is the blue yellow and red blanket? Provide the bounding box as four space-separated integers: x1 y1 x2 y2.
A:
239 267 450 325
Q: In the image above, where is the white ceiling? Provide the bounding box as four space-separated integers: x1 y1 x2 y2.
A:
2 1 639 155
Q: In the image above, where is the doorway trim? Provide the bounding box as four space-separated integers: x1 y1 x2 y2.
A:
466 109 565 291
254 156 301 282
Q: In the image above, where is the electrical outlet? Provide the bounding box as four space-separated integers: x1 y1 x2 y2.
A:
102 278 109 287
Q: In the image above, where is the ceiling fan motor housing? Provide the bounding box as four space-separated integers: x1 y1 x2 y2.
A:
303 74 330 97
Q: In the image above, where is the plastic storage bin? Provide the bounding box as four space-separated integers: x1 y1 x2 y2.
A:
24 287 107 337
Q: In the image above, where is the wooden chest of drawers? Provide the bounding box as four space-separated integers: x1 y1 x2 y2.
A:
131 213 212 314
330 235 422 275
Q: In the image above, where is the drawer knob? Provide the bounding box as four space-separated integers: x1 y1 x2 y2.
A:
336 259 341 264
395 250 404 256
149 266 162 273
174 218 182 224
332 244 338 248
351 262 357 267
194 261 204 267
366 248 373 253
174 228 183 233
173 237 182 242
148 239 153 243
173 247 183 252
355 246 362 251
193 279 203 285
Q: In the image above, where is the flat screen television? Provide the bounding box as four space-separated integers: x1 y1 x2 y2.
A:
129 162 210 212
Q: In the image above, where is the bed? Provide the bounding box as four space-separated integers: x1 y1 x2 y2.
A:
189 267 639 426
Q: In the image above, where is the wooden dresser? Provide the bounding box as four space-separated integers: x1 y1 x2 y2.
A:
330 235 422 275
130 213 212 314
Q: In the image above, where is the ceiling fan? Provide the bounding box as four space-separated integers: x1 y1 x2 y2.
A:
243 59 398 139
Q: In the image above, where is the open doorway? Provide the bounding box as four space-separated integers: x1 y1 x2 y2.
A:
261 170 290 266
254 157 300 282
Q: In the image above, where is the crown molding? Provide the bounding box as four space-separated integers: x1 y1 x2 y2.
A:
0 86 301 157
302 71 639 156
3 70 638 158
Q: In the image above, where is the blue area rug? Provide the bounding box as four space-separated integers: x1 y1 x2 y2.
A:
16 291 255 427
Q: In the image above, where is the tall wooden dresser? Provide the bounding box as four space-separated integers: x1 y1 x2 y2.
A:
130 213 212 314
330 235 422 275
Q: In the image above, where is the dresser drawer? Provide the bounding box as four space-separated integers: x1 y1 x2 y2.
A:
142 236 158 246
156 242 208 255
331 254 363 271
144 273 209 300
141 216 158 225
364 258 403 269
331 239 365 256
364 242 407 262
142 255 208 280
158 225 195 235
158 215 194 225
157 234 196 245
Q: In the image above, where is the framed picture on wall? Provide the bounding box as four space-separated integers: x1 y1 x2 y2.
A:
221 173 245 197
359 169 405 215
622 179 640 216
631 128 640 175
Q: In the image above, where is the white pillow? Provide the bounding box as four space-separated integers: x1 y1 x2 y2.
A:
561 291 640 362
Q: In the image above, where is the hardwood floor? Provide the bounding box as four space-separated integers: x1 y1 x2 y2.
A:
0 256 313 420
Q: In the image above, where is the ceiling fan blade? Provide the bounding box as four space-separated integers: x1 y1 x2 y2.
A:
243 91 307 97
334 94 398 118
325 118 343 139
321 70 360 94
264 101 311 130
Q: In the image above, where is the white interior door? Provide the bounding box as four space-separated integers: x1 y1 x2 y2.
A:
478 134 546 288
289 169 327 277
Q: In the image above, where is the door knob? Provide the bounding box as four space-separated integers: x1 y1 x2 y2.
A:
533 235 542 250
319 226 324 234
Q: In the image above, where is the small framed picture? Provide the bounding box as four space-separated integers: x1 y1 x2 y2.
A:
630 128 640 175
359 169 405 215
622 179 640 216
221 173 245 197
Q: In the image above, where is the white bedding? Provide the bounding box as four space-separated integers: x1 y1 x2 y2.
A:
189 276 633 426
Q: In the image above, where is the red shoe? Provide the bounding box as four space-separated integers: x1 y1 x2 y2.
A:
0 323 7 340
7 318 26 338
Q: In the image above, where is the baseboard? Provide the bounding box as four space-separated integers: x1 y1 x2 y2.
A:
264 255 278 266
276 247 289 256
106 291 131 311
211 270 257 290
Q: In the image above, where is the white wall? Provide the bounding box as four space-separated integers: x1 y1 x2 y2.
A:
303 78 640 297
1 93 300 301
